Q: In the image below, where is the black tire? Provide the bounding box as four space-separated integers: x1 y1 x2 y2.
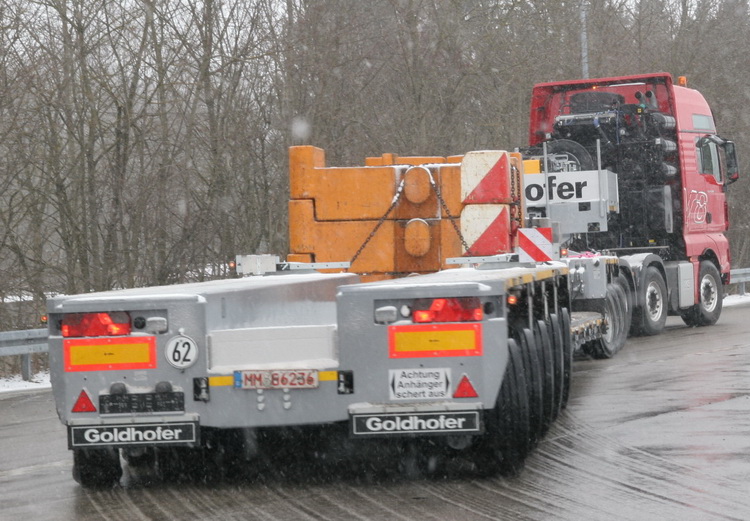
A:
72 448 122 488
475 338 531 476
634 266 668 336
548 313 565 419
512 324 544 443
584 282 628 359
681 261 723 327
614 274 633 338
559 308 573 409
546 139 596 171
533 320 556 432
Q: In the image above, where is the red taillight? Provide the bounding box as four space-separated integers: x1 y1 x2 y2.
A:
412 297 483 323
62 312 132 337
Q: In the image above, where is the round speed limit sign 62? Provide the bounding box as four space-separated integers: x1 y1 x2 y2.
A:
165 335 198 369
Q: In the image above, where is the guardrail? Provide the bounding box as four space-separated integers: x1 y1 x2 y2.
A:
731 267 750 295
1 268 750 381
0 328 48 381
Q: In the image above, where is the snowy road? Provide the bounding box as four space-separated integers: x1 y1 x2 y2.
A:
2 303 749 520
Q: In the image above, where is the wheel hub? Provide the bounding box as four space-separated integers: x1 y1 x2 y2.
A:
646 282 663 320
700 274 718 313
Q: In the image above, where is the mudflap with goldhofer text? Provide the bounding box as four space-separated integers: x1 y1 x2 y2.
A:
350 410 482 437
68 421 199 449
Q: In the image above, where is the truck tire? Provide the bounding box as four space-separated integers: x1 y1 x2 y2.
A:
681 260 723 327
633 266 668 336
512 324 544 443
614 274 633 336
559 308 573 409
475 338 531 476
72 448 122 488
548 313 565 417
533 320 556 432
584 282 628 358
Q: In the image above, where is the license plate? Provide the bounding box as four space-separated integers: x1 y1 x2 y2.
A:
99 392 185 414
234 369 319 389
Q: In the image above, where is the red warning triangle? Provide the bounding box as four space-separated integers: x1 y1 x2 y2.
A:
72 390 97 413
453 374 478 398
463 154 512 204
465 208 511 256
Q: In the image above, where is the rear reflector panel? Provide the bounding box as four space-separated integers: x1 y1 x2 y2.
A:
64 336 157 372
388 323 482 358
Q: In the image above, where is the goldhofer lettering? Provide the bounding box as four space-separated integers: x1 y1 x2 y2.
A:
83 426 183 443
364 414 466 432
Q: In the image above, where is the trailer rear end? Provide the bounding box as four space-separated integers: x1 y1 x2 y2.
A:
47 266 359 485
336 262 574 474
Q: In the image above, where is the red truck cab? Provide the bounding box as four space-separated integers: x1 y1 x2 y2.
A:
525 72 739 326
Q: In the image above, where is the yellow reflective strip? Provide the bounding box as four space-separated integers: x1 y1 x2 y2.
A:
534 269 556 281
69 342 151 366
319 371 338 381
209 376 234 387
394 330 476 352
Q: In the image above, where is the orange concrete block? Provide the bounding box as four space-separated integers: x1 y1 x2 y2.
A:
394 219 442 273
289 199 398 272
438 218 464 269
291 146 399 220
365 153 446 166
289 146 326 199
286 253 312 263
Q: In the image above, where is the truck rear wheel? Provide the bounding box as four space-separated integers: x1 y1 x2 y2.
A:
681 260 723 327
584 282 629 358
633 266 668 336
72 448 122 488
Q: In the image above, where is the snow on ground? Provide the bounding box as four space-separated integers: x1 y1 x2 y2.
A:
1 294 749 395
721 293 750 307
0 370 50 393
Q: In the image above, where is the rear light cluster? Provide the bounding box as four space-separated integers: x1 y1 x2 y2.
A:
62 312 132 337
412 297 483 323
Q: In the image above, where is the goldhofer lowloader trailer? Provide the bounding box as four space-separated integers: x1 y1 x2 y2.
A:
48 73 738 486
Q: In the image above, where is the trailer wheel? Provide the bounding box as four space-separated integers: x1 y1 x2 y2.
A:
634 266 668 336
72 448 122 488
512 324 544 443
559 308 573 409
475 338 531 476
584 283 628 358
548 313 565 417
681 260 723 327
533 320 556 431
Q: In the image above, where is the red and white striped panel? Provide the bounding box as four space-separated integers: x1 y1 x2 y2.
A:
461 151 513 204
460 205 512 256
517 227 554 263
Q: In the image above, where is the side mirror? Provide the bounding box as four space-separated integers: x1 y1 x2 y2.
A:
723 140 740 184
